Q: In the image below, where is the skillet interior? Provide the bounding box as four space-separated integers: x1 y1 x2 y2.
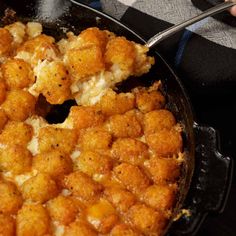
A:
0 0 195 234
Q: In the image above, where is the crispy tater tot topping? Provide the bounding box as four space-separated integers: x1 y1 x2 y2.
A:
2 58 35 90
47 195 79 225
21 173 59 203
0 145 32 175
33 150 73 180
33 61 71 104
0 121 33 147
0 21 184 236
1 90 36 121
0 180 23 214
16 203 50 236
127 203 167 234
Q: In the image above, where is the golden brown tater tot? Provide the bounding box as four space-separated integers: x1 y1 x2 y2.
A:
21 173 59 203
16 203 50 236
0 214 15 236
0 121 33 147
0 180 23 214
0 145 32 174
2 90 36 121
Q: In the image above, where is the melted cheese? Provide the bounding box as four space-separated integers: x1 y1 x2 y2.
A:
74 71 115 106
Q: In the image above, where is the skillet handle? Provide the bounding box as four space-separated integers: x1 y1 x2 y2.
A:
169 123 233 236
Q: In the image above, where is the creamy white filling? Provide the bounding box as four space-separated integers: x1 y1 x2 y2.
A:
15 51 32 64
0 143 6 149
61 189 71 197
14 170 38 186
26 22 43 38
2 169 38 187
6 22 26 44
74 71 117 106
25 116 48 155
52 221 65 236
70 149 81 162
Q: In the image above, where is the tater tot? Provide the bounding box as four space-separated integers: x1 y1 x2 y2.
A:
75 151 112 177
104 187 136 213
68 106 104 130
26 22 43 38
1 90 36 121
63 171 102 201
105 37 135 73
33 150 73 180
34 61 71 104
63 220 97 236
127 204 167 234
17 34 55 54
0 28 13 55
65 45 105 79
38 126 77 154
33 42 59 64
0 145 32 174
16 203 50 236
145 157 181 184
134 88 165 113
0 109 7 132
141 185 176 211
21 173 59 203
0 180 23 214
107 110 142 138
0 214 15 236
0 121 33 147
0 80 7 104
111 224 141 236
1 59 35 90
111 138 149 165
4 22 26 45
97 89 135 116
87 199 118 234
47 195 79 225
113 163 150 194
144 110 176 134
16 34 58 66
79 27 108 52
146 129 182 156
79 128 112 152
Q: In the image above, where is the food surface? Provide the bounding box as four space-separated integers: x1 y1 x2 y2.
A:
0 22 184 236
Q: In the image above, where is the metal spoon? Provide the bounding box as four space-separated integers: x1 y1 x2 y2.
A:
145 1 236 48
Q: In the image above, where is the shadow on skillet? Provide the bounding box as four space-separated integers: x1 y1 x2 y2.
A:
0 0 233 235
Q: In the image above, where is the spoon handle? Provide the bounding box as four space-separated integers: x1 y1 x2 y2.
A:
145 1 236 48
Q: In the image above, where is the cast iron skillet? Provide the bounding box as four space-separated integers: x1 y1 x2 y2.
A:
0 0 233 235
